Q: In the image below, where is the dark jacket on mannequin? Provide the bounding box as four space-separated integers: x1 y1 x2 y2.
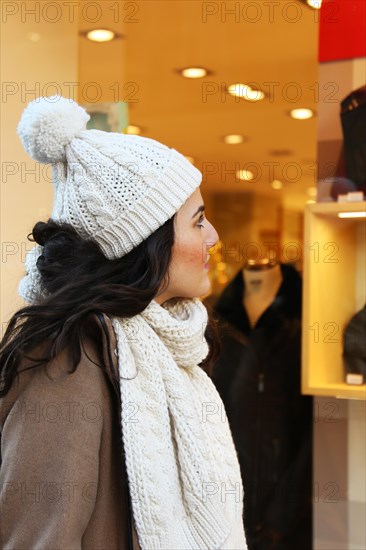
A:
211 263 313 550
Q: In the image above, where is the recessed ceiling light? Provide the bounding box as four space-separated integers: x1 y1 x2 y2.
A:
271 180 283 190
223 134 245 145
228 83 265 101
180 67 208 79
290 108 314 120
125 125 141 135
27 32 41 42
86 29 115 42
228 83 250 97
236 169 254 181
307 0 322 9
245 89 265 102
185 156 195 164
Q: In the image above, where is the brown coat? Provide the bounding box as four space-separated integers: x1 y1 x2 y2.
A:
0 314 140 550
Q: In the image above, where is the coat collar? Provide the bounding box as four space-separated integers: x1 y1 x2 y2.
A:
214 263 302 334
89 312 121 403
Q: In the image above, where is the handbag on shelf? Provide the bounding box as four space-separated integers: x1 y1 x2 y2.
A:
340 85 366 194
343 305 366 385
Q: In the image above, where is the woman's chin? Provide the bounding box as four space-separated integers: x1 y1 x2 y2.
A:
196 275 212 298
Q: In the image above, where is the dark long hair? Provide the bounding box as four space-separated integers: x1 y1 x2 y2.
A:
0 217 220 397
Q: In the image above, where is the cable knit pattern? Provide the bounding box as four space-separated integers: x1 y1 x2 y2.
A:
16 96 202 260
112 299 247 549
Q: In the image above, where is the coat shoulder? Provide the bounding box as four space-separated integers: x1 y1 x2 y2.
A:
0 314 133 550
0 312 119 430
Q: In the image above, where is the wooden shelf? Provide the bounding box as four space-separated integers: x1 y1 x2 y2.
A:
302 201 366 400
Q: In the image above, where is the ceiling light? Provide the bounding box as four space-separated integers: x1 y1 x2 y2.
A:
307 0 322 9
27 32 41 42
338 212 366 219
180 67 208 79
86 29 115 42
125 125 141 135
228 83 265 101
236 169 254 181
290 108 314 120
271 180 283 190
185 156 195 164
228 83 250 98
245 89 265 102
223 134 245 145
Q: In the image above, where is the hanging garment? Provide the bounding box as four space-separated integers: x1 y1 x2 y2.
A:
212 264 313 550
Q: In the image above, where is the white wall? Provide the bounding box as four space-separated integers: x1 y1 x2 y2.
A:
1 3 79 327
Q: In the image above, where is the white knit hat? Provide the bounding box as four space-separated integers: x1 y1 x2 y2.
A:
17 95 202 260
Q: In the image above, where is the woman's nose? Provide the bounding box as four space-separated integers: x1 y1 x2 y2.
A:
206 220 219 248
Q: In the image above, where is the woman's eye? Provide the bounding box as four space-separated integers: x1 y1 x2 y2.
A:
197 214 205 227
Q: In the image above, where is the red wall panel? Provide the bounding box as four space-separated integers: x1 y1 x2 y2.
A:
319 0 366 62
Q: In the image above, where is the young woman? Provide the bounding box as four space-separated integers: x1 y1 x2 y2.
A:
0 96 247 549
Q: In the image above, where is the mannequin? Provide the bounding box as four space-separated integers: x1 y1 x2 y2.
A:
242 259 283 328
212 261 312 550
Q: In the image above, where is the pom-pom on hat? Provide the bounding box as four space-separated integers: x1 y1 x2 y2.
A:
17 95 90 164
17 95 202 261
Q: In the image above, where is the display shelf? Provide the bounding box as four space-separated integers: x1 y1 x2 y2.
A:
302 201 366 400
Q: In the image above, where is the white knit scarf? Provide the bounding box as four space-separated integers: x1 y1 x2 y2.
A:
112 298 247 550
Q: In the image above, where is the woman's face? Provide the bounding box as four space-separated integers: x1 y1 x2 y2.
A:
156 188 219 304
